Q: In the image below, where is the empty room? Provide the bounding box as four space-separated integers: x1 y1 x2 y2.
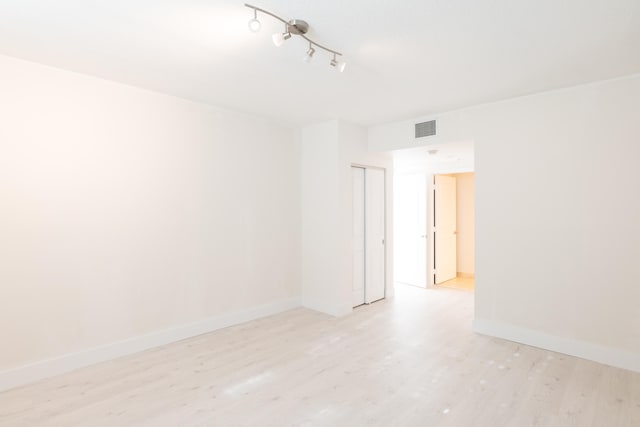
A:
1 1 639 426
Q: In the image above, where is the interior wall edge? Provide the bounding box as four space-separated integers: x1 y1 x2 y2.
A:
0 296 301 393
473 318 640 374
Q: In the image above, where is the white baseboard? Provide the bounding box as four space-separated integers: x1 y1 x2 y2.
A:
0 296 301 393
301 298 351 317
473 318 640 373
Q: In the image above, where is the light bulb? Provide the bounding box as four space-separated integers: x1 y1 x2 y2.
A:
272 32 290 47
272 33 284 47
248 18 261 32
339 62 346 73
247 9 261 33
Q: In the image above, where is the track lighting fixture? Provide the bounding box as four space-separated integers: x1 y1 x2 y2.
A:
245 3 346 71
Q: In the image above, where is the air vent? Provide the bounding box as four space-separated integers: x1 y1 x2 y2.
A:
415 120 436 138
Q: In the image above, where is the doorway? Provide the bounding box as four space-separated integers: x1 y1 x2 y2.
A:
430 172 475 290
352 166 386 307
391 141 475 291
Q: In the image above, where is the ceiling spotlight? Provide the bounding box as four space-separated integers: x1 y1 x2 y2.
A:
272 29 291 47
245 3 345 71
303 44 316 63
329 54 345 72
247 9 261 32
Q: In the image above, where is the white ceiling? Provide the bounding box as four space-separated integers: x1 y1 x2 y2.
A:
1 0 639 126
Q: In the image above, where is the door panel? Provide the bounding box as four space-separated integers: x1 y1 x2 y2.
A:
352 167 366 307
434 175 457 284
365 168 386 303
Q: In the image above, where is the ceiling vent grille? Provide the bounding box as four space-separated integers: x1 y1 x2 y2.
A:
415 120 437 138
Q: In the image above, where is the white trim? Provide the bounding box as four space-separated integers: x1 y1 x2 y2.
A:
473 318 640 373
0 297 301 392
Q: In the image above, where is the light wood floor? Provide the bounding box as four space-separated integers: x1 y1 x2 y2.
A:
1 285 639 426
438 276 475 291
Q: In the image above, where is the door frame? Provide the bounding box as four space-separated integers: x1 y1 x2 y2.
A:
427 174 435 286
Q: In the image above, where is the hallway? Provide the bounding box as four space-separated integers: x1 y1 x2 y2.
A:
439 276 475 291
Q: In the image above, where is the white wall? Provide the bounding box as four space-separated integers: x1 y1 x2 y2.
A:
300 121 342 315
454 173 475 275
370 74 640 372
300 120 393 316
0 55 301 386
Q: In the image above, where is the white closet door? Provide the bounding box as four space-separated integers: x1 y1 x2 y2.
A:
352 167 366 307
365 168 386 303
